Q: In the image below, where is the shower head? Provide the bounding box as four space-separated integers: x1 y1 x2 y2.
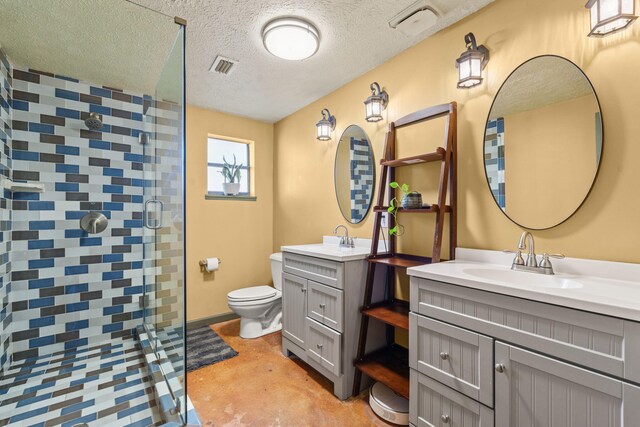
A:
84 112 103 131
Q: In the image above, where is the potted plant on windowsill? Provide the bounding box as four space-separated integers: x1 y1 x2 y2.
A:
220 154 242 195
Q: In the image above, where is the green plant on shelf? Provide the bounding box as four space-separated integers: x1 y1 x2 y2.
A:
219 154 243 183
387 181 409 236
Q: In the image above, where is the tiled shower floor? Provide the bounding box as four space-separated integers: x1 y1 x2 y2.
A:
0 337 163 427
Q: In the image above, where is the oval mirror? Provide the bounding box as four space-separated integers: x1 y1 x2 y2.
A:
334 125 375 224
483 55 603 230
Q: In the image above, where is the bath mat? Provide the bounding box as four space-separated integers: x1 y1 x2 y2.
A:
186 326 238 372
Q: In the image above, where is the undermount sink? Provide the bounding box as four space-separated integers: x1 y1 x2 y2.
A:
462 267 584 289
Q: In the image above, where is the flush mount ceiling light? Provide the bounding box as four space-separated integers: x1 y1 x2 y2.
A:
455 32 490 89
585 0 637 37
316 109 336 141
364 82 389 122
262 17 320 60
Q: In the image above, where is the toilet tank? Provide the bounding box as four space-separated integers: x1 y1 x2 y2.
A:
270 252 283 290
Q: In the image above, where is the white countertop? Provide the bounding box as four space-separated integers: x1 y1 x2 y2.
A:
281 236 379 262
407 248 640 322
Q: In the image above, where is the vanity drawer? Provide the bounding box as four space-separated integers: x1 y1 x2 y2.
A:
306 318 341 376
411 277 640 383
283 252 344 289
307 280 343 332
410 370 494 427
409 313 493 407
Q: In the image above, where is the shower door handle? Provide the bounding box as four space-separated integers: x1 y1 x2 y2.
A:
145 199 164 229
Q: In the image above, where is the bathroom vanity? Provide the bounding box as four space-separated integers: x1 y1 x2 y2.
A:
280 238 386 400
407 248 640 426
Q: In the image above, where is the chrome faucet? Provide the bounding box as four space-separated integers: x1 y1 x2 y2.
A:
505 231 564 275
333 225 354 248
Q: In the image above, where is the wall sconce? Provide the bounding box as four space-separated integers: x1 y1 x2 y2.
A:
316 109 336 141
586 0 637 37
455 33 489 89
364 82 389 122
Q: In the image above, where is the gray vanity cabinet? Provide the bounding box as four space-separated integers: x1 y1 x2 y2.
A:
495 342 640 426
281 251 383 400
409 276 640 426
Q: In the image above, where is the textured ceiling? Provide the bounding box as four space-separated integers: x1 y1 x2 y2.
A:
130 0 494 122
0 0 179 99
489 56 596 120
0 0 494 122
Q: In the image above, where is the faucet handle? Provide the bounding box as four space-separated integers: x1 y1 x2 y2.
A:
544 253 565 259
540 253 564 271
503 249 525 266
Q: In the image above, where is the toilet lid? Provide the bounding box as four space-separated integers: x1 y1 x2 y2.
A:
228 285 277 301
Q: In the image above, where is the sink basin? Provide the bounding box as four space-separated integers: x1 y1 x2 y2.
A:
462 267 584 289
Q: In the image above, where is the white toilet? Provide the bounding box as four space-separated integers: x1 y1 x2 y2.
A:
227 253 283 339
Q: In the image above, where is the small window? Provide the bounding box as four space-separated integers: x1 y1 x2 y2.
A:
207 136 251 195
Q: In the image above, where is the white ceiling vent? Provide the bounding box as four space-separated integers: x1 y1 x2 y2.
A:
389 0 440 38
210 55 237 75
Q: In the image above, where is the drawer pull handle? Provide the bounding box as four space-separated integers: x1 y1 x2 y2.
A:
441 414 450 423
439 352 449 360
495 363 506 373
317 343 323 349
319 304 326 309
301 288 306 293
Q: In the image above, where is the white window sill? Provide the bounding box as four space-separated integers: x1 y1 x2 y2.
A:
205 194 257 201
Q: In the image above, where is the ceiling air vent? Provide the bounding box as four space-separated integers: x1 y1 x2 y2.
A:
210 55 237 75
389 0 440 38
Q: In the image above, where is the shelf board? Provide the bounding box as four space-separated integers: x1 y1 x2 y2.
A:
363 301 409 330
374 205 451 214
355 344 410 399
381 147 445 168
368 253 432 268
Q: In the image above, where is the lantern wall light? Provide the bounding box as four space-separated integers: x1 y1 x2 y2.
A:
316 109 336 141
585 0 637 37
455 33 490 89
364 82 389 122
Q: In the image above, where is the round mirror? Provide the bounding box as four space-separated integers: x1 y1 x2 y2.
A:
483 55 603 230
334 125 375 224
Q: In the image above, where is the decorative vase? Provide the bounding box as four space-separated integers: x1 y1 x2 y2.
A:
402 191 423 209
222 182 241 195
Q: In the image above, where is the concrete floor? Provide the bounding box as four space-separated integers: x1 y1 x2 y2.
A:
187 319 396 426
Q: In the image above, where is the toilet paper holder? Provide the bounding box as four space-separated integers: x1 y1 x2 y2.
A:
199 258 222 272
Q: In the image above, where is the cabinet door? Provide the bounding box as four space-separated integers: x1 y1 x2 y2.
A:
307 280 343 332
306 318 341 376
282 272 307 348
495 342 640 427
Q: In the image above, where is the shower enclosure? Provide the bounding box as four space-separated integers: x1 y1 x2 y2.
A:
0 1 190 425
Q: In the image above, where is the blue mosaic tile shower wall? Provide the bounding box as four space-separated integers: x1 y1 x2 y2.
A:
0 48 13 374
9 65 149 361
350 136 374 222
485 118 505 209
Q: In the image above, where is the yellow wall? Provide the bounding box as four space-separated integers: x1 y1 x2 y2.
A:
186 105 274 322
505 95 598 228
274 0 640 269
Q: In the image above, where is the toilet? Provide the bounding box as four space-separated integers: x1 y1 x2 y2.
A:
227 253 283 339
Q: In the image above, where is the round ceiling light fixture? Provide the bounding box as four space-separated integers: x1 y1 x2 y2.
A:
262 17 320 60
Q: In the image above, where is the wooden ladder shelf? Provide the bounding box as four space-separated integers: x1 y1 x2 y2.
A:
352 102 458 399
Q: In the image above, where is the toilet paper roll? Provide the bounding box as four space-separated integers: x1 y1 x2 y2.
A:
205 257 219 272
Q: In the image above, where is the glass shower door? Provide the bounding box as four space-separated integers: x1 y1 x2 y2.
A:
142 25 186 421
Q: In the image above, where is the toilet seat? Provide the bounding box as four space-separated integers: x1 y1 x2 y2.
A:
228 285 277 302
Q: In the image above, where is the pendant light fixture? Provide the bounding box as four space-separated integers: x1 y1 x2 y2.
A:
585 0 637 37
364 82 389 122
262 17 320 60
316 109 336 141
455 33 490 89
